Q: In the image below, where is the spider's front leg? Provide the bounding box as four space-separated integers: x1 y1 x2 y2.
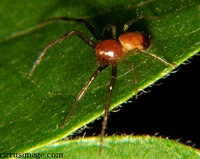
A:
99 62 117 155
62 64 108 128
40 17 102 40
29 30 96 77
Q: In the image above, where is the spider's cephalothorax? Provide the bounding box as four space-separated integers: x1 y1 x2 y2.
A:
29 17 173 155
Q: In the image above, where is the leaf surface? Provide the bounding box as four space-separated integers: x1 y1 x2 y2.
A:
0 0 199 155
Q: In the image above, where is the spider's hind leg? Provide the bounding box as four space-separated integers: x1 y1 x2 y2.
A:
122 15 143 32
102 24 117 40
141 50 176 68
124 60 139 99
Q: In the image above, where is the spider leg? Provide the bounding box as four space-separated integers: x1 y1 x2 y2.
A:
122 15 143 32
124 60 139 99
39 17 102 41
133 72 139 99
102 24 117 40
62 64 108 128
99 62 117 155
29 30 96 77
141 50 176 68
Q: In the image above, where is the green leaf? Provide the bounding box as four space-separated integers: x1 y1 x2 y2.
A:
0 0 199 156
16 136 200 159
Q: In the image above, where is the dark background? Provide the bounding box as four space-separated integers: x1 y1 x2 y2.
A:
78 54 200 149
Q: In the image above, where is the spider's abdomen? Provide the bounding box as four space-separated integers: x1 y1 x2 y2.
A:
119 32 151 52
95 40 123 64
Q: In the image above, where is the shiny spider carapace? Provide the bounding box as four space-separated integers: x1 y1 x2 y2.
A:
29 17 174 155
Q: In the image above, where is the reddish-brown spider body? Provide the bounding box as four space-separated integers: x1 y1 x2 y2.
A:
29 17 173 155
95 40 124 64
95 32 151 65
